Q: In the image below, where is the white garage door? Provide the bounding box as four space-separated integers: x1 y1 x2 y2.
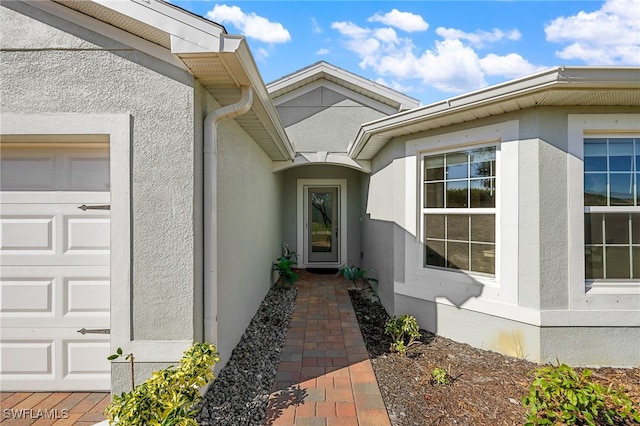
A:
0 146 111 391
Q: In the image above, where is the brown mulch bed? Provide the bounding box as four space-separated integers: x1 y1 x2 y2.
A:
348 286 640 425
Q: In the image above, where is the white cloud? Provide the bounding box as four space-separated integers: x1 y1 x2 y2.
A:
368 9 428 32
311 17 322 34
545 0 640 65
436 27 522 48
373 27 399 45
331 21 369 39
316 48 329 55
375 77 414 94
332 19 541 94
206 4 290 44
255 47 269 60
480 53 544 78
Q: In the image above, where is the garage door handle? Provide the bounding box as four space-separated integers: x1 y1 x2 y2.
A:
77 328 110 335
78 204 110 211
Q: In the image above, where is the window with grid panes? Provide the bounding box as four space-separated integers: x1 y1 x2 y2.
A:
423 146 496 275
584 137 640 280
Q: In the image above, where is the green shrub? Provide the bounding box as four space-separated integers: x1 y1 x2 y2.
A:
384 314 421 355
336 265 378 290
273 244 298 286
522 363 640 425
105 342 219 425
431 367 450 385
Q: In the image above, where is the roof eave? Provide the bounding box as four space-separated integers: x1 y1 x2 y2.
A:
53 0 295 161
267 61 420 112
349 67 640 160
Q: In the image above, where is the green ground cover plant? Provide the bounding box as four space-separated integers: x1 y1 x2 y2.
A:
522 363 640 425
273 244 298 286
384 314 421 355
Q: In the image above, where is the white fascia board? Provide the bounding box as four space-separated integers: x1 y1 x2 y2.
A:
170 31 294 160
349 66 640 160
268 62 419 110
234 41 295 159
217 40 295 159
95 0 224 51
24 0 188 70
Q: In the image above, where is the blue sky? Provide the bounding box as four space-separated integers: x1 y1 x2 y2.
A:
172 0 640 105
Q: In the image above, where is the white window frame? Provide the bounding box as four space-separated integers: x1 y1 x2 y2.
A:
399 121 521 314
420 145 498 278
568 115 640 306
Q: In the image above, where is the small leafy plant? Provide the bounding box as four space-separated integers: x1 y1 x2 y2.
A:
336 265 377 290
273 243 298 287
108 347 135 391
522 362 640 425
431 367 451 385
105 342 220 425
384 314 421 355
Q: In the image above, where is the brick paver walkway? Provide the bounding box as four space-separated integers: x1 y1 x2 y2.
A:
0 392 109 425
265 271 391 426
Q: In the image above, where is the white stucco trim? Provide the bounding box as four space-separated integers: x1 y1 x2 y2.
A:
1 113 194 362
296 179 347 268
273 152 371 173
1 113 128 361
400 121 523 319
567 114 640 315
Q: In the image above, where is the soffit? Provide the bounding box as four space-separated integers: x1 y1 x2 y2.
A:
354 86 640 160
176 54 292 161
54 0 171 48
50 0 292 161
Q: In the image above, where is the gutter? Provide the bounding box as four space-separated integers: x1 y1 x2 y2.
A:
203 86 254 346
349 66 640 160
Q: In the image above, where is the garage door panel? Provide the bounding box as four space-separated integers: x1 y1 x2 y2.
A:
1 205 109 265
0 278 53 314
65 278 110 316
0 340 53 375
64 216 110 253
65 340 110 375
1 266 110 328
0 216 55 252
1 329 110 391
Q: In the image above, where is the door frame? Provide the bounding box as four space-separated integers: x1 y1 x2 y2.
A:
297 179 347 268
1 113 129 391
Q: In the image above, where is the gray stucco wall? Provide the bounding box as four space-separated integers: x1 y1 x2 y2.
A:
215 119 284 368
366 107 639 366
1 2 202 390
276 87 387 153
281 165 363 267
360 140 407 315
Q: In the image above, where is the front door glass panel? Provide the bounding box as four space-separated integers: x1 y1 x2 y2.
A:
308 187 338 262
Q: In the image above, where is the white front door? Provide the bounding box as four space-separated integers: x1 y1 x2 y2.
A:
297 179 347 268
0 147 111 391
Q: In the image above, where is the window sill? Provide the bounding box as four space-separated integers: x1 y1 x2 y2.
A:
419 265 498 288
586 281 640 295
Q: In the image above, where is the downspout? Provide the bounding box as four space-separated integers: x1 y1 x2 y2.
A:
204 86 254 346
